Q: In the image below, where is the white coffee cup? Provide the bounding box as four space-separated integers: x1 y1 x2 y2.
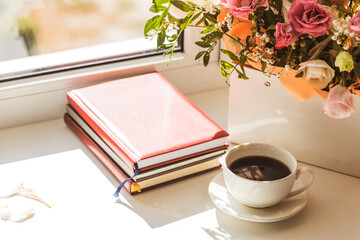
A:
221 143 314 208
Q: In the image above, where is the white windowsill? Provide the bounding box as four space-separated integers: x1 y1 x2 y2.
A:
0 88 359 239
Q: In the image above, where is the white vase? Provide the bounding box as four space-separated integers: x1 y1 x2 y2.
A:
228 67 360 177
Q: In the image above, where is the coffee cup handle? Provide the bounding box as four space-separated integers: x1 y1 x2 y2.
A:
219 155 226 167
286 167 314 199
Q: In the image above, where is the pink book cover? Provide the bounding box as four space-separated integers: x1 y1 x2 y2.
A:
66 72 229 170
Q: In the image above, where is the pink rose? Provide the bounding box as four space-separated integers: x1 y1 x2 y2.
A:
288 0 332 36
323 85 355 119
274 23 297 49
221 0 269 20
349 12 360 35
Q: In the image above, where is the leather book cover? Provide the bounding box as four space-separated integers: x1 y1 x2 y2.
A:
64 113 221 195
66 72 228 170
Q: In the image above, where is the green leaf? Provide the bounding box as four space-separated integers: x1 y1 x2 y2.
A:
221 49 239 62
201 31 223 44
204 13 217 23
229 37 240 46
180 11 195 30
167 51 175 65
352 47 360 58
221 60 234 70
196 16 206 26
240 63 245 73
234 68 249 79
261 60 267 72
203 52 210 66
221 67 230 78
153 0 170 4
354 62 360 79
190 12 202 23
200 25 215 34
157 29 166 50
204 19 210 27
170 0 194 12
159 6 170 24
195 41 211 48
238 72 249 80
267 24 276 31
245 35 251 45
144 15 160 36
166 34 179 42
167 12 177 22
239 55 247 65
195 51 206 60
150 4 167 13
162 44 174 49
186 1 198 7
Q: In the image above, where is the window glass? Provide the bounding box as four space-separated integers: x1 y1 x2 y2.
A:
0 0 181 81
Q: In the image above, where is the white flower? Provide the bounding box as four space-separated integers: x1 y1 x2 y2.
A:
296 60 335 89
189 0 220 11
0 206 35 223
0 183 51 208
0 206 10 221
170 0 218 19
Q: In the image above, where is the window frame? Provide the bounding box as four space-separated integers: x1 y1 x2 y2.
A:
0 27 223 129
0 27 213 98
0 33 183 83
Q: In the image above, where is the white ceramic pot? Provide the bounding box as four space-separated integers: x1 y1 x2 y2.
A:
228 67 360 177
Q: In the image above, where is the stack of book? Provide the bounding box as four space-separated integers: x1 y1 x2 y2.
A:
64 72 229 195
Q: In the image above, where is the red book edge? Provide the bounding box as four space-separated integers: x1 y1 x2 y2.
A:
64 113 222 195
64 113 134 194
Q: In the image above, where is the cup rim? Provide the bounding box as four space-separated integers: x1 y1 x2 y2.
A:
222 142 297 183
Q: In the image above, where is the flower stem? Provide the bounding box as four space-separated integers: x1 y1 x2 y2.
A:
340 72 347 86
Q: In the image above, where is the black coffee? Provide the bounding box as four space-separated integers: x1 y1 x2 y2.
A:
229 156 291 181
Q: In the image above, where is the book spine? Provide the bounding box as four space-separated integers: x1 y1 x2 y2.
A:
64 113 135 194
67 92 137 171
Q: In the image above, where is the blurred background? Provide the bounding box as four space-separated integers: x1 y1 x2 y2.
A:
0 0 154 61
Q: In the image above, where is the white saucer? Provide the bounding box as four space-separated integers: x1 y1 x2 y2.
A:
209 172 308 222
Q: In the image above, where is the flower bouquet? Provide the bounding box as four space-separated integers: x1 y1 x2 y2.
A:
145 0 360 119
